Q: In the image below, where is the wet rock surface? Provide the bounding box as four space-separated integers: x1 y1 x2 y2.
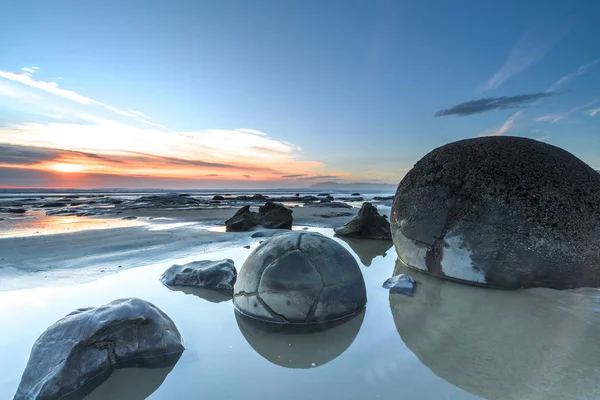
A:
225 205 261 232
258 201 293 229
233 231 367 324
161 259 237 292
391 136 600 289
334 202 391 240
14 298 184 400
383 274 416 296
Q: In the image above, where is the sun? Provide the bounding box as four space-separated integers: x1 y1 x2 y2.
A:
49 163 86 173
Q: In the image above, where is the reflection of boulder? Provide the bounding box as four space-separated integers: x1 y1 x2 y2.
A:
85 366 175 400
235 309 364 368
337 236 392 266
390 260 600 400
163 285 233 303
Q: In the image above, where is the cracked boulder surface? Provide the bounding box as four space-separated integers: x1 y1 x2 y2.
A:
391 136 600 289
14 298 184 400
233 231 367 324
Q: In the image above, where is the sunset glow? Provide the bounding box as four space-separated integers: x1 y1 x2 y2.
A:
49 163 86 173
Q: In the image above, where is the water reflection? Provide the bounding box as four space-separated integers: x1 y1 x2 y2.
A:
336 236 393 266
390 260 600 400
235 309 365 369
163 285 233 303
0 215 144 238
84 366 177 400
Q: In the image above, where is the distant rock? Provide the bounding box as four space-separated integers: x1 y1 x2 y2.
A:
1 208 26 214
351 193 361 196
334 202 391 240
13 298 184 400
41 202 66 208
225 205 260 231
133 195 206 208
317 193 330 196
212 195 225 201
259 201 293 229
373 196 394 201
121 216 138 220
161 259 237 292
69 202 83 206
295 193 300 197
311 201 352 209
312 212 354 219
335 197 364 201
382 274 416 296
243 245 251 249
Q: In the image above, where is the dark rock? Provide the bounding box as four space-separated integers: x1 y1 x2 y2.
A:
334 202 391 240
1 208 26 214
233 231 367 323
337 236 393 266
69 202 83 206
259 201 293 229
178 193 190 197
383 274 416 296
352 193 361 196
373 196 394 201
64 195 81 199
335 197 364 201
41 202 66 208
82 365 176 400
14 298 184 400
252 194 267 201
243 245 251 249
133 195 205 208
313 212 354 219
225 205 260 231
317 193 330 196
212 195 225 201
161 259 237 292
311 201 352 209
121 216 138 220
295 193 300 196
0 218 4 221
251 230 286 238
235 308 364 368
391 136 600 289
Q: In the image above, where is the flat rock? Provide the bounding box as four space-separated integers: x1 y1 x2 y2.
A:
383 274 416 296
391 136 600 289
334 202 391 240
14 298 184 400
310 201 352 209
161 259 237 292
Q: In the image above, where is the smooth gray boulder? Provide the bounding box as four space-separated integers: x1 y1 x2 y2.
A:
161 259 237 292
391 136 600 289
233 231 367 324
14 298 184 400
225 205 260 231
258 201 293 229
334 202 391 240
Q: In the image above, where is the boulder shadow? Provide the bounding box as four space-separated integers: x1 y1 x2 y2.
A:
337 236 393 266
390 259 600 400
84 365 177 400
163 285 233 303
235 309 365 369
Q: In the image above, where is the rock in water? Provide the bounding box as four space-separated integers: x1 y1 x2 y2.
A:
334 202 391 240
233 232 367 323
391 136 600 289
383 274 416 296
225 205 260 231
259 201 293 229
14 298 184 400
160 259 237 292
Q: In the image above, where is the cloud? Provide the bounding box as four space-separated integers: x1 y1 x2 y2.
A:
236 128 268 136
297 175 339 180
547 59 600 92
477 112 521 137
482 27 567 91
282 174 308 178
587 107 600 117
243 174 251 179
536 100 600 123
435 93 555 117
0 67 164 128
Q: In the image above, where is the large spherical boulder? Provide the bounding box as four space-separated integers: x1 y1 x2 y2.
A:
233 231 367 323
391 136 600 289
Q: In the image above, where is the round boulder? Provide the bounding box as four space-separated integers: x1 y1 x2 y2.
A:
391 136 600 289
233 231 367 323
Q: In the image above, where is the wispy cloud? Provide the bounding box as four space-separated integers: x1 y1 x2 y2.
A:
482 27 568 91
547 59 600 92
236 128 268 136
435 93 555 117
242 174 251 179
282 174 308 178
0 67 165 129
536 100 600 123
297 175 339 180
587 107 600 117
477 111 521 137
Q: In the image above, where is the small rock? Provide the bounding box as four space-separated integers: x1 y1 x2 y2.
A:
225 205 260 232
121 216 138 220
41 202 66 208
382 274 416 296
317 193 330 197
373 196 394 201
334 202 391 240
351 193 361 196
161 259 237 292
259 201 293 229
212 195 225 201
118 265 122 268
243 245 251 249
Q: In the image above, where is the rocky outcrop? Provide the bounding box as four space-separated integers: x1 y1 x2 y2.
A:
334 202 391 240
161 259 237 292
14 298 184 400
225 205 261 231
391 136 600 289
259 201 293 229
311 201 352 209
233 232 367 324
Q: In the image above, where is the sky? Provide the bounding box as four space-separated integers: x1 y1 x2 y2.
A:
0 0 599 188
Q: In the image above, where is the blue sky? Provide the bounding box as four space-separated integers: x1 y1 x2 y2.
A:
0 0 599 188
